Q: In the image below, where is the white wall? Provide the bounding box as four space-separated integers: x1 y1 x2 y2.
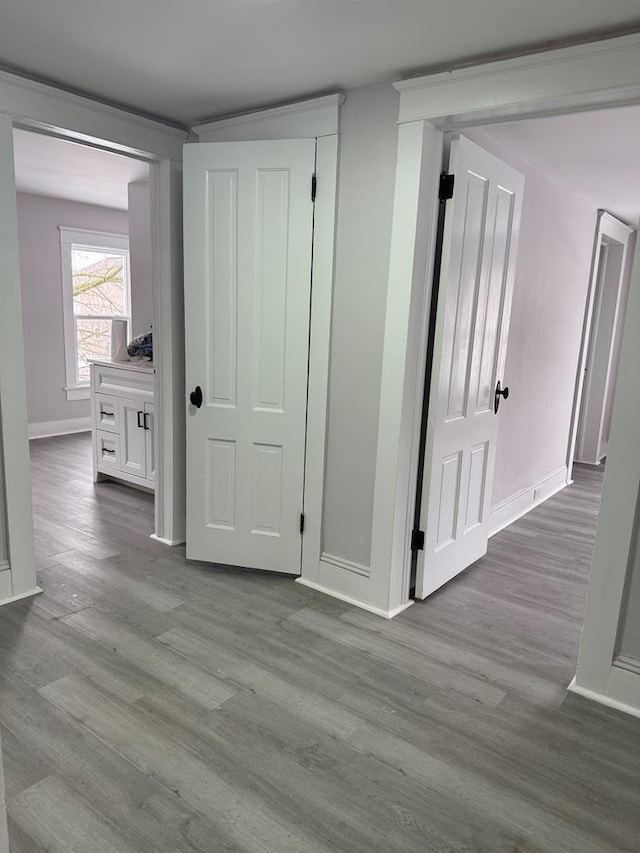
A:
128 181 153 337
468 128 598 507
321 83 400 566
16 192 157 432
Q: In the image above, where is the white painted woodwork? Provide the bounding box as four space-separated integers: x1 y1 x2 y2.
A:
395 34 640 128
148 158 185 543
0 114 39 604
416 137 524 599
145 403 156 483
90 362 155 491
0 69 187 604
193 95 343 142
119 399 147 478
366 35 640 625
575 213 636 465
192 95 341 598
0 726 8 853
184 139 315 574
570 234 640 715
0 69 186 161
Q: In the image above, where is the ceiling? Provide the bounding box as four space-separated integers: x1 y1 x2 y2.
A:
13 130 149 209
1 1 640 125
480 106 640 224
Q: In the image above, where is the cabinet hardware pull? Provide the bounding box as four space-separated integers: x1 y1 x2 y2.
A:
144 412 150 430
137 410 144 428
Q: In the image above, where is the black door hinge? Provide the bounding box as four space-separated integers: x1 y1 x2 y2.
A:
300 513 305 535
411 528 425 551
311 174 317 202
439 172 455 201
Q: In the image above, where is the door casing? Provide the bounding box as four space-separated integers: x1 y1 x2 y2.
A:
376 35 640 714
0 71 187 604
573 212 636 468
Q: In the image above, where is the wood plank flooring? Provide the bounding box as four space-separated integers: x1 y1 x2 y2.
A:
0 434 638 852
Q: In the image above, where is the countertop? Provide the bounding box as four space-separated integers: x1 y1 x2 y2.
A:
90 359 155 374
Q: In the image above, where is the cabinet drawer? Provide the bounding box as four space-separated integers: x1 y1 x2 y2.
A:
93 364 154 400
96 430 120 473
94 393 119 433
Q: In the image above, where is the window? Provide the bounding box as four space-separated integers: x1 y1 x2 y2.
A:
60 227 130 399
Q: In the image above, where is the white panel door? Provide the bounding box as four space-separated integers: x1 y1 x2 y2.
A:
118 398 146 479
416 136 524 599
184 139 316 574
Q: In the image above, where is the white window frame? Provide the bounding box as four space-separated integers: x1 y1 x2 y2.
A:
59 226 131 400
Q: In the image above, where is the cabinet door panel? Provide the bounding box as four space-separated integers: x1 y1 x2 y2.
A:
118 398 146 479
144 402 155 483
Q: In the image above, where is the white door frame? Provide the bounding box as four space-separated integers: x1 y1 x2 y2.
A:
0 69 188 606
372 34 640 708
572 212 636 469
191 94 343 584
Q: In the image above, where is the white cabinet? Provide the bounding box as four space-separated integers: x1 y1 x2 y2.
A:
90 361 155 491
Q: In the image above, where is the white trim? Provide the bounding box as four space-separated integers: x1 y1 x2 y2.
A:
567 669 640 720
366 34 640 630
58 227 130 250
192 94 344 141
301 134 339 586
572 212 636 468
149 159 186 546
573 235 640 702
28 417 91 440
0 586 43 608
296 577 414 619
394 34 640 127
0 115 37 600
149 533 185 547
63 385 90 401
368 121 443 615
0 72 186 606
488 466 569 537
0 68 187 160
319 552 371 579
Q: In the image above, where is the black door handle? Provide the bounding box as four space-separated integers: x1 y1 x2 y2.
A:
190 385 203 409
137 410 144 428
494 381 509 414
143 412 151 430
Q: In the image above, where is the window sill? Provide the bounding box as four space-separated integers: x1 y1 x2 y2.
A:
64 385 90 401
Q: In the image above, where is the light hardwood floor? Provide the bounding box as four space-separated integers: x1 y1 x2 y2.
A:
0 434 638 852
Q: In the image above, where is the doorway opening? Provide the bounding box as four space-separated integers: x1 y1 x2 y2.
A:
13 128 160 591
412 105 639 654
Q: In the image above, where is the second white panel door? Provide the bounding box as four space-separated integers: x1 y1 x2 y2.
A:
184 139 316 574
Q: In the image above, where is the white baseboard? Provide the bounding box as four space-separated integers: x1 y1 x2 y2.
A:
149 534 186 547
0 586 43 608
319 551 371 579
28 417 91 440
489 466 569 537
567 666 640 720
295 577 414 619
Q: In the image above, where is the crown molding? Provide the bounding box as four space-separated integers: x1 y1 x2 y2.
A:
0 69 188 160
393 33 640 126
191 93 344 141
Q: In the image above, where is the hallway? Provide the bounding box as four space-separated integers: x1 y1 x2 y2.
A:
0 436 638 852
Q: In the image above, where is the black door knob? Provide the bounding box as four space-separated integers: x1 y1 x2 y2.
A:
494 380 509 414
189 385 203 409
